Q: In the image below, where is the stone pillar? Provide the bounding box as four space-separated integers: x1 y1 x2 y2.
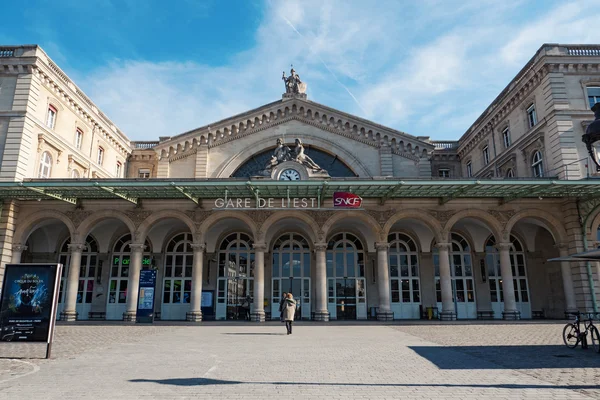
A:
558 245 578 313
375 242 393 321
11 244 27 263
60 243 85 321
251 243 266 322
124 243 145 322
497 243 520 320
187 243 205 322
436 243 456 320
314 242 329 321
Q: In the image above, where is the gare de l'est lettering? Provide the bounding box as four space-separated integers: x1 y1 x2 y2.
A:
1 44 600 324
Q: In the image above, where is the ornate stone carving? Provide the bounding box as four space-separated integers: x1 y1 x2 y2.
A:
125 210 153 227
488 209 517 224
306 210 335 228
186 210 212 224
282 67 306 94
260 138 325 176
244 210 273 230
427 210 456 227
65 210 93 226
367 209 397 228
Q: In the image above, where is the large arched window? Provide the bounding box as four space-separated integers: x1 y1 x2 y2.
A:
107 234 152 320
485 235 530 318
326 232 367 319
38 151 53 178
216 233 254 320
161 233 193 320
388 233 420 306
433 232 476 319
271 233 311 320
231 145 357 178
57 235 98 320
532 150 544 177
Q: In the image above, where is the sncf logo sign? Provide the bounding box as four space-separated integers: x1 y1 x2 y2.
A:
333 192 363 208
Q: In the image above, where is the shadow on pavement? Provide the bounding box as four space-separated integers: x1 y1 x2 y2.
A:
222 333 286 336
129 378 600 390
409 345 600 369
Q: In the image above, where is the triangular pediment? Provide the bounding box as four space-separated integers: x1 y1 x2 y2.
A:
154 97 433 160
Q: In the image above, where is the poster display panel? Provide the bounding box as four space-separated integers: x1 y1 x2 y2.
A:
0 264 62 358
136 269 157 323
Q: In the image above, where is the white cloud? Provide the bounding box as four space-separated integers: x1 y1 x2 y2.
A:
76 0 600 141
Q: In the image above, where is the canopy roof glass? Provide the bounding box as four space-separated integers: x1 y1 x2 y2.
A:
1 178 599 205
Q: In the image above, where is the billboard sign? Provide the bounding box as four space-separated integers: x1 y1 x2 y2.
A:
0 264 62 358
333 192 363 208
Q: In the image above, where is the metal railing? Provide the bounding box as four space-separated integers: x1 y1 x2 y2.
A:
132 141 159 149
432 141 459 150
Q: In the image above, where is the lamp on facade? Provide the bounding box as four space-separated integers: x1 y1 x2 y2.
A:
582 102 600 171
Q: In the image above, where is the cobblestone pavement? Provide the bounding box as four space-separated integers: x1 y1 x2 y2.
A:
0 321 599 399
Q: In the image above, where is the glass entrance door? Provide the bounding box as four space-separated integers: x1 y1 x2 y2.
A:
328 278 367 320
272 277 310 320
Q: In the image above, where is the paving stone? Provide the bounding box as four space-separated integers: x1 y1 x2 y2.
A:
0 322 598 399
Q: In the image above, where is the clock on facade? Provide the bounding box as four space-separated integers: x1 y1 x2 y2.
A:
279 169 301 181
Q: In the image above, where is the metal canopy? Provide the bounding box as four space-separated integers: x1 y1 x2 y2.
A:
0 178 599 204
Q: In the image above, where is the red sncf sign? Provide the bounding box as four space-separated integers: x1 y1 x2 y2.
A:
333 192 363 208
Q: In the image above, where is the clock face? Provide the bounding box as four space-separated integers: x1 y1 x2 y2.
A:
279 169 301 181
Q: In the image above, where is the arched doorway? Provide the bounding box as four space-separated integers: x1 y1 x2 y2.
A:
271 233 311 320
388 232 421 319
216 232 254 320
56 235 99 320
434 233 476 319
326 232 367 320
107 234 152 320
485 235 531 319
161 232 193 320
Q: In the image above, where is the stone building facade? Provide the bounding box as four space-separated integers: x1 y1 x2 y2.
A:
0 44 599 323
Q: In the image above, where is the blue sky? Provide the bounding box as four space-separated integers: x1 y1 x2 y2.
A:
2 0 600 141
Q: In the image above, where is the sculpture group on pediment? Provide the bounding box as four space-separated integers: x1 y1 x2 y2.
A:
261 138 326 174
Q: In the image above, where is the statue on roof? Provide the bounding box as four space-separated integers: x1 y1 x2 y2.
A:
282 67 306 94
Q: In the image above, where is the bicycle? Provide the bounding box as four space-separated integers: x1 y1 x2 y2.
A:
562 311 600 352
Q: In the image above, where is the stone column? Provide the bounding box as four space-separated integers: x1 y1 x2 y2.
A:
314 242 329 321
187 243 205 322
11 244 27 263
60 243 85 321
436 243 456 321
375 242 393 321
251 243 266 322
124 243 145 322
497 243 520 320
558 244 578 313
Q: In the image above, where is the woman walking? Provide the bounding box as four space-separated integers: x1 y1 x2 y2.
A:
282 293 297 335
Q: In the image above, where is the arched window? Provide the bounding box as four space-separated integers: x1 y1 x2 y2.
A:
38 151 52 178
107 234 152 320
216 233 254 320
57 235 99 319
271 233 311 320
388 233 420 307
532 150 543 177
506 168 514 178
433 233 476 319
326 232 367 319
485 235 530 318
231 146 357 178
71 169 80 179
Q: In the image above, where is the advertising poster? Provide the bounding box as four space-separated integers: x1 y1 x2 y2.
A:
0 264 61 343
136 269 157 323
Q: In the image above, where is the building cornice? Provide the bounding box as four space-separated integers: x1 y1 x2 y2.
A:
458 44 600 156
153 99 433 162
